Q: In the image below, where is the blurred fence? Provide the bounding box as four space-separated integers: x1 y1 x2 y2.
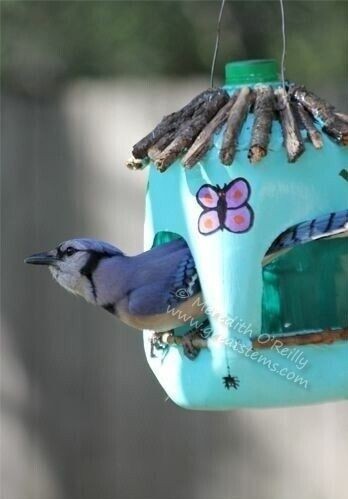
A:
1 79 347 499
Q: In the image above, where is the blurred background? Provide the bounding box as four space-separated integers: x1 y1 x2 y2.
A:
1 1 347 498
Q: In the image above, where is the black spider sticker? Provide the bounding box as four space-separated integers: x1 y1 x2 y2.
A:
222 374 240 390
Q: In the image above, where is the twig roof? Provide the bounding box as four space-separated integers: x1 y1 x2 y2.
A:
128 84 348 172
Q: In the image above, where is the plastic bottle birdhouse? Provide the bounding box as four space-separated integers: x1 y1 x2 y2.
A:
129 59 348 410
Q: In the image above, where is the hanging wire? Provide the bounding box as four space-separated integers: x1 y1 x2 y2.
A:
211 0 287 88
279 0 287 90
210 0 226 88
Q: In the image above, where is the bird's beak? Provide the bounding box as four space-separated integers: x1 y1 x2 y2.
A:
24 251 58 266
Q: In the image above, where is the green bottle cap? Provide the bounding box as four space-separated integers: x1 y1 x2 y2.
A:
225 59 279 85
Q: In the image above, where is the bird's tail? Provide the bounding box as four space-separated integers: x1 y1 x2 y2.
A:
268 209 348 253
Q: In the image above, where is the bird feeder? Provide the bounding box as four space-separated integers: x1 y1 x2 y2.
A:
129 59 348 409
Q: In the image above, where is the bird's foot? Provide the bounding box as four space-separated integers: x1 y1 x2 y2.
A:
182 331 200 360
182 320 212 360
150 320 212 361
150 331 171 360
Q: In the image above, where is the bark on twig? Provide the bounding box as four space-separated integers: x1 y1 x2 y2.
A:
252 328 348 349
290 85 348 145
248 85 274 163
182 92 239 168
147 131 177 161
129 83 347 173
220 87 252 165
275 87 305 162
295 102 323 149
155 89 229 172
132 89 222 159
335 112 348 125
155 327 348 351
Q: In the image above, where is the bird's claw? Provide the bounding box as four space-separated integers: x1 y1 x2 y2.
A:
182 320 212 360
182 332 200 360
150 332 170 360
150 320 212 361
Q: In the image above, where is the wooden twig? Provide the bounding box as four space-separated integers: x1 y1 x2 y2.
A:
132 89 221 159
155 327 348 351
147 146 163 162
248 85 274 164
182 92 239 168
290 85 348 145
220 86 252 165
130 84 347 172
147 131 177 161
275 87 305 162
155 89 229 172
335 112 348 125
321 119 348 145
289 84 335 120
253 328 348 349
295 102 323 149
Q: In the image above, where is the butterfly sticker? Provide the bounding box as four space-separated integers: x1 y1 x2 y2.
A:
196 178 254 235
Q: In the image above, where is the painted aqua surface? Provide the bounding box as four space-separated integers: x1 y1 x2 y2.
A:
142 73 348 409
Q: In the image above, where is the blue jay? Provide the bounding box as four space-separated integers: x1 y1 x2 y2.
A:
25 209 347 331
25 238 203 333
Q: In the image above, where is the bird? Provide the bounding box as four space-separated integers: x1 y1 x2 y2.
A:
25 209 347 332
262 209 348 265
25 237 204 334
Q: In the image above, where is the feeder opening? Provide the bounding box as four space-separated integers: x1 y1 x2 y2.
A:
262 237 348 335
152 231 183 247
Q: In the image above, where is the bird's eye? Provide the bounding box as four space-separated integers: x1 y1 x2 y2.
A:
65 247 77 257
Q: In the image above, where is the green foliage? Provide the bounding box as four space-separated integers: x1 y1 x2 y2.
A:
1 1 346 95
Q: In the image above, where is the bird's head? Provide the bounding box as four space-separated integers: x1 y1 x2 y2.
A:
25 238 123 302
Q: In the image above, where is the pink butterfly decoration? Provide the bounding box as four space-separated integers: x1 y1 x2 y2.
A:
196 178 254 235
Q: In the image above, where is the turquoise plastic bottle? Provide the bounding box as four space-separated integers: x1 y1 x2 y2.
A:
143 60 348 409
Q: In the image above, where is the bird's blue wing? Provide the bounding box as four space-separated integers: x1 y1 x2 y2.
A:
127 244 200 316
167 250 200 306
